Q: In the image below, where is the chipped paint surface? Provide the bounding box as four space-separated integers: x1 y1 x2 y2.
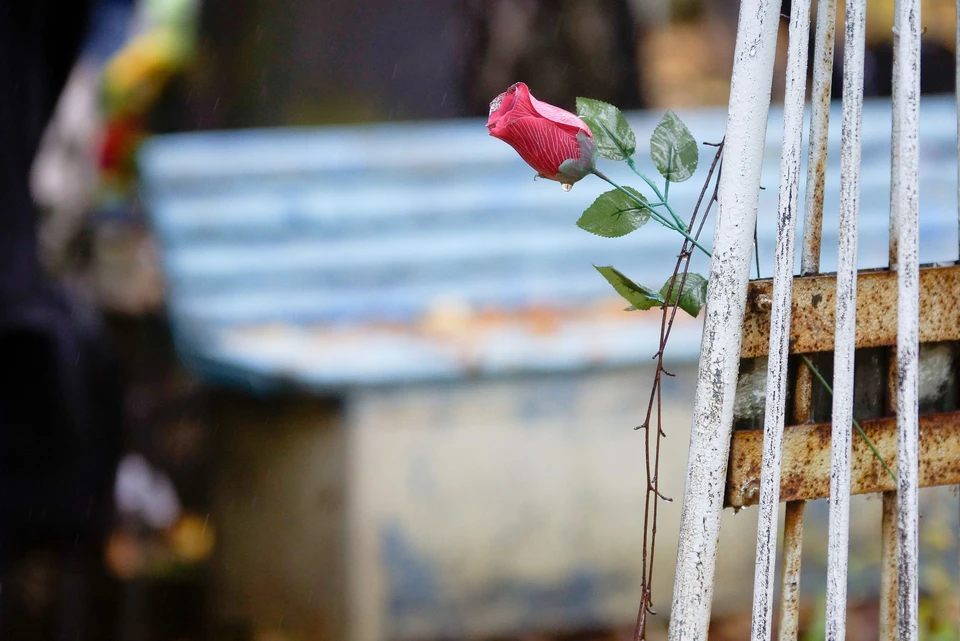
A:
825 3 867 636
893 0 922 637
749 1 811 639
666 1 782 639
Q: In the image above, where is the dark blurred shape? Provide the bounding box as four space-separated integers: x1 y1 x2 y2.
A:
0 1 123 638
187 0 644 128
862 40 957 98
461 0 646 116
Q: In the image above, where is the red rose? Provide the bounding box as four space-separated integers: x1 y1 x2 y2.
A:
487 82 596 188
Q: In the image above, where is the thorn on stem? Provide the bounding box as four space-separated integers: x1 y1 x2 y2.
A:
651 480 672 502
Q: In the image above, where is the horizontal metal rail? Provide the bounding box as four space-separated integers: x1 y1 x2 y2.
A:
726 410 960 507
740 264 960 358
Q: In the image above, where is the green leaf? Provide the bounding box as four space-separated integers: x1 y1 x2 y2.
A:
650 110 699 183
576 187 651 237
594 265 664 310
576 97 636 160
659 273 708 318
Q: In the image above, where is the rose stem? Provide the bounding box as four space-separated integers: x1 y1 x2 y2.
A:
592 170 712 257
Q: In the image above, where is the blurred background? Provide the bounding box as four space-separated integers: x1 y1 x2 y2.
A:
5 0 960 639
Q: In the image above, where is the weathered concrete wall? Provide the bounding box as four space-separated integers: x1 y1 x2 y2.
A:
208 366 771 640
345 365 762 640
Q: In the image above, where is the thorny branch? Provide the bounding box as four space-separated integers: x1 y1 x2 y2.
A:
634 139 724 641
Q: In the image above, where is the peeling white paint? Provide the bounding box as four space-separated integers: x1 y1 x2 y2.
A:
894 0 921 638
825 1 867 639
749 1 811 639
666 1 781 639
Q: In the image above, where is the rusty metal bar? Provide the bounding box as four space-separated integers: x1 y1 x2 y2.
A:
880 354 898 640
801 0 837 275
781 0 837 616
880 492 898 640
726 410 960 507
740 264 960 358
778 500 806 641
893 0 921 636
750 0 811 638
881 3 904 634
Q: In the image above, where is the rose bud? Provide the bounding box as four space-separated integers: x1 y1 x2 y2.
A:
487 82 596 190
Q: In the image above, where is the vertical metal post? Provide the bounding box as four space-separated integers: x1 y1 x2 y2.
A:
825 1 866 638
880 491 898 639
778 502 806 640
893 0 921 638
880 4 903 638
802 0 838 275
750 1 811 638
780 2 837 638
666 1 781 638
956 3 960 634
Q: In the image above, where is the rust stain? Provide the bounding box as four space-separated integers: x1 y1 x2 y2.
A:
725 410 960 507
741 264 960 358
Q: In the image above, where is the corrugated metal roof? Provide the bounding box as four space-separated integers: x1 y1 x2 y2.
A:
139 98 959 392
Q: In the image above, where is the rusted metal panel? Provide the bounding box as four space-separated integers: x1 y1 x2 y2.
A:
726 410 960 508
741 264 960 358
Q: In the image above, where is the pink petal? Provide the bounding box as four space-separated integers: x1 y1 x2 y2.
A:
496 116 582 178
528 93 593 137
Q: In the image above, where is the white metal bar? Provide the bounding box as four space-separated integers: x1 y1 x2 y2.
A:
801 0 838 275
894 0 921 637
825 1 866 638
666 1 781 638
781 1 837 636
750 1 811 639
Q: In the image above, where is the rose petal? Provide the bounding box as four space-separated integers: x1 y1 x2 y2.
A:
494 116 582 179
528 93 592 137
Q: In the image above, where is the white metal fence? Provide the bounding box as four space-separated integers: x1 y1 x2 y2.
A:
667 0 936 639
